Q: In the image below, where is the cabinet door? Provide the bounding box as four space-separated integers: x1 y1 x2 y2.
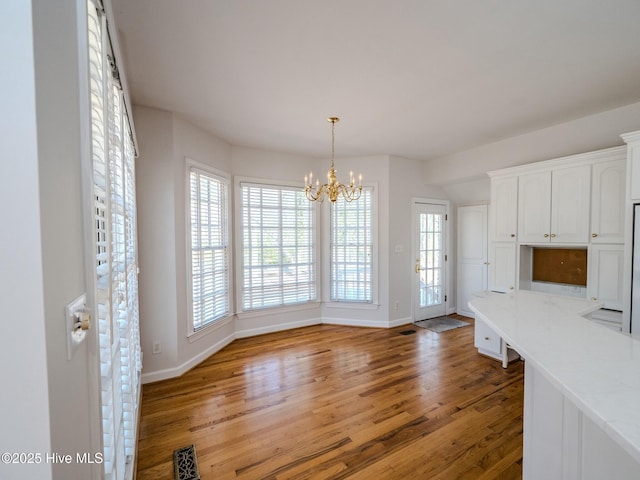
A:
551 165 591 243
591 159 625 244
457 205 488 316
490 177 518 242
588 244 624 310
488 243 516 293
518 172 552 243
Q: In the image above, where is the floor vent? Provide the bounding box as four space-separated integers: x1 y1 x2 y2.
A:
399 329 417 335
174 444 200 480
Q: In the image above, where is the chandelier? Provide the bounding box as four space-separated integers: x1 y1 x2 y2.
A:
304 117 362 203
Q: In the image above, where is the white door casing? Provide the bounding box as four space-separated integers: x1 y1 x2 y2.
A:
413 202 447 321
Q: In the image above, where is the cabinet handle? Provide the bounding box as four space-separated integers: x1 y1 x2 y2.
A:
550 233 556 238
510 234 515 238
544 233 549 238
483 262 490 265
484 336 490 341
592 233 598 238
509 286 514 290
591 297 597 301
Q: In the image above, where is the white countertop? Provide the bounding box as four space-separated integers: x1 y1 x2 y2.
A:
468 290 640 463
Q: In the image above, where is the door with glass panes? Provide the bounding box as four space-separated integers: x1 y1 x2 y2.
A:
413 202 447 320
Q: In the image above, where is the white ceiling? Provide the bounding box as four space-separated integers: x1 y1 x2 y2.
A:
111 0 640 161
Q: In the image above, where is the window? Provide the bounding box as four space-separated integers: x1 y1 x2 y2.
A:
188 165 230 330
240 182 316 311
88 1 141 479
330 187 373 302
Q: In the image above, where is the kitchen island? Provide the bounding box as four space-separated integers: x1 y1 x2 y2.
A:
469 290 640 480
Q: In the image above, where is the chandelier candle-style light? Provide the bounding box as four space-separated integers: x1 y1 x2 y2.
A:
304 117 362 203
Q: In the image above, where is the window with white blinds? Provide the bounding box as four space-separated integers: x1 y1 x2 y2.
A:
188 166 230 331
88 1 141 479
330 187 373 302
240 182 316 311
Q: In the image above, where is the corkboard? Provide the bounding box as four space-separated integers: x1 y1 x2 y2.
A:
532 248 587 286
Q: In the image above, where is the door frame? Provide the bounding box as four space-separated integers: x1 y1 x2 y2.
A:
411 197 452 322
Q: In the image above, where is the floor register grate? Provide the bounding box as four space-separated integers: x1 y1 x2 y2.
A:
173 444 200 480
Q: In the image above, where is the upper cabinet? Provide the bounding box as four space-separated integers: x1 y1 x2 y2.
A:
517 165 590 244
591 158 626 244
489 176 518 242
517 171 552 243
489 146 627 246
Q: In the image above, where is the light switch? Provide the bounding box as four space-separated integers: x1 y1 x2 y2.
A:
66 294 89 360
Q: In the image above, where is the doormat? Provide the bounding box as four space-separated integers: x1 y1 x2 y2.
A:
414 316 470 333
174 444 200 480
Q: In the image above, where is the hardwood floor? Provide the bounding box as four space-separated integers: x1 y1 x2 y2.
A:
136 316 524 479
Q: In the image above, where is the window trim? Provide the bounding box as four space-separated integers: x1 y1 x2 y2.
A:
185 158 232 337
323 183 379 306
234 176 321 314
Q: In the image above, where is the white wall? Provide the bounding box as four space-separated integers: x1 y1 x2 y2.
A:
135 106 239 382
423 101 640 186
0 0 102 478
388 156 449 323
31 0 101 478
134 107 181 376
0 2 53 478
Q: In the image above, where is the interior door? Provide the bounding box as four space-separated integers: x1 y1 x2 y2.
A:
413 202 447 321
457 205 488 317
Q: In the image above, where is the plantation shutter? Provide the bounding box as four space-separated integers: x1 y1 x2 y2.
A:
88 1 141 479
241 183 316 311
189 167 230 330
330 187 373 302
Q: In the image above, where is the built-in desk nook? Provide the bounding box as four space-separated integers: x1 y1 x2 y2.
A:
469 290 640 479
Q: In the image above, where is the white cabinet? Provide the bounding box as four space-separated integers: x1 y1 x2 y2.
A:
591 159 626 244
474 317 501 359
474 316 520 367
518 165 591 244
456 205 488 317
488 243 516 293
588 244 624 310
523 362 640 480
552 165 591 243
518 171 552 243
489 176 518 242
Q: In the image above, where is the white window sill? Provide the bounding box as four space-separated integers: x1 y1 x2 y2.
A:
187 315 234 343
323 301 380 311
236 302 320 320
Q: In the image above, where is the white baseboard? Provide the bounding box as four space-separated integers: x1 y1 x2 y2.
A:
141 332 235 384
389 316 413 328
322 316 389 328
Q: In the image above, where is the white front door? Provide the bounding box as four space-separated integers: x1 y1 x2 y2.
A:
413 202 447 321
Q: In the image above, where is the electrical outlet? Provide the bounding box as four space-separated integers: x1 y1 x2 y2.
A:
152 341 161 355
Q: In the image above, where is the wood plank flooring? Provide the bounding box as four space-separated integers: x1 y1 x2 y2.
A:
136 316 524 479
